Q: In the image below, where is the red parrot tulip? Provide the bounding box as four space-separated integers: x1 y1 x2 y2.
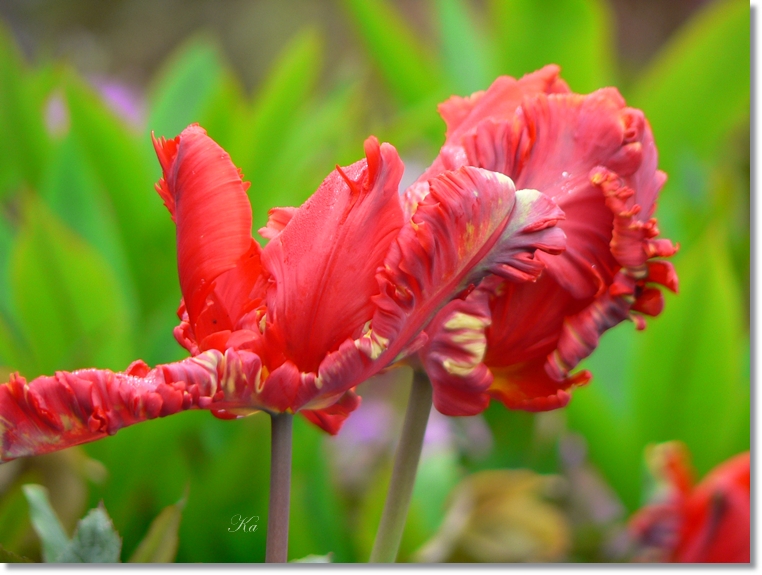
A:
629 443 750 563
0 124 565 462
416 65 678 416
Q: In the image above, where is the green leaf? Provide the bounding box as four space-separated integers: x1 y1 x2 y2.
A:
146 38 227 139
63 73 177 323
39 134 139 323
232 28 324 208
434 0 497 94
289 416 352 562
341 0 445 105
247 82 365 233
488 0 615 92
629 0 749 174
291 553 333 563
9 199 133 376
128 492 187 562
57 504 122 563
0 543 33 563
22 484 70 562
0 21 51 195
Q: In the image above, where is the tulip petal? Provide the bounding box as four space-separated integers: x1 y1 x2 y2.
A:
0 350 263 462
261 137 405 374
152 125 260 327
439 64 570 145
366 167 564 368
421 291 494 416
301 390 361 435
488 358 590 412
411 65 570 191
258 206 297 240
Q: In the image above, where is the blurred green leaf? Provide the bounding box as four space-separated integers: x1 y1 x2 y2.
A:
233 28 324 222
39 135 139 323
289 416 352 562
57 504 122 563
22 484 69 562
407 448 461 552
146 38 228 139
341 0 445 105
10 199 133 376
128 492 186 562
630 226 749 476
0 21 51 195
247 82 364 233
291 552 333 562
0 543 33 563
566 373 642 511
63 73 177 325
630 0 749 174
434 0 497 94
488 0 615 92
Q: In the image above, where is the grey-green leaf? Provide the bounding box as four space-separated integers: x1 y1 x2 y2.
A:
128 494 187 563
22 484 70 563
57 503 122 563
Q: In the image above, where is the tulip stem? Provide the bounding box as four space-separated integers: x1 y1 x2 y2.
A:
370 370 433 563
266 412 293 563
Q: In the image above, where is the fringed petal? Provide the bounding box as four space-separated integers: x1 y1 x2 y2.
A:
0 349 263 462
439 64 569 143
258 206 297 240
420 290 494 416
301 390 361 435
366 166 564 370
416 84 678 417
462 89 646 300
261 137 405 374
152 125 260 328
488 358 590 412
546 287 632 382
413 65 570 187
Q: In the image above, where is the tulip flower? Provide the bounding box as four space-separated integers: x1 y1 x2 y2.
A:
0 124 566 463
415 65 678 416
629 443 750 563
370 66 677 563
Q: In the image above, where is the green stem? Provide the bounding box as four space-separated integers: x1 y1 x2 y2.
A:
370 370 433 563
266 412 293 563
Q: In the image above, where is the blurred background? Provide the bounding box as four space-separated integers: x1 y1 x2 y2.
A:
0 0 749 563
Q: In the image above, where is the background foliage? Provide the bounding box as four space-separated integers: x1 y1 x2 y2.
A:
0 0 749 563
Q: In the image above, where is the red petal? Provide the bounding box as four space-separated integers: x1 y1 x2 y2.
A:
0 349 262 462
414 65 570 187
547 287 633 381
647 260 679 293
420 291 494 416
152 125 259 328
258 206 297 240
368 166 564 367
439 64 569 143
484 274 584 368
488 358 589 412
676 452 750 563
301 390 361 435
261 137 405 374
632 287 665 317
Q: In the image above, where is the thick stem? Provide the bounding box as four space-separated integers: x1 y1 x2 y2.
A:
370 371 433 563
266 412 293 563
